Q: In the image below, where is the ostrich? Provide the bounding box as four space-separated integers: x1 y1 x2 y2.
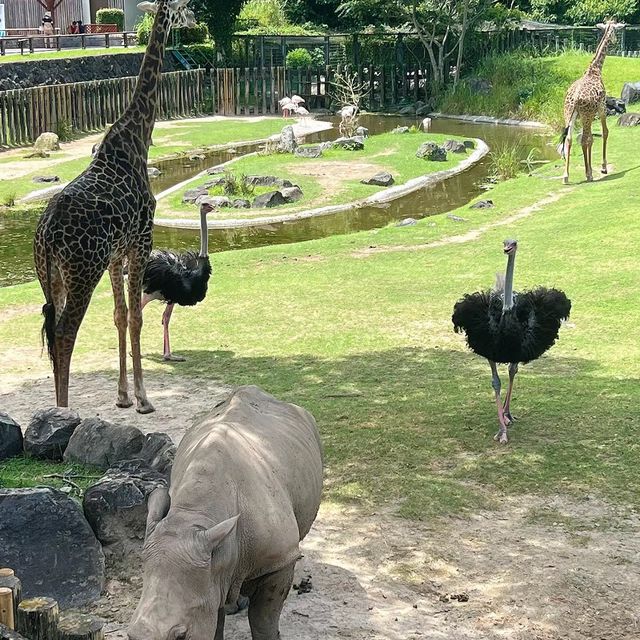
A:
451 239 571 444
140 197 214 361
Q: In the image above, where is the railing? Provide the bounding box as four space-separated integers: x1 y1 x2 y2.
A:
0 31 137 56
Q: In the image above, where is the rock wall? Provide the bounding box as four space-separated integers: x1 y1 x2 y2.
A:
0 52 181 91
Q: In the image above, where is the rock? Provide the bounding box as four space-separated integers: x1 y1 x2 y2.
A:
621 81 640 105
414 100 425 110
416 105 431 116
0 488 105 607
466 77 492 95
33 132 60 152
0 412 23 460
319 141 335 151
463 140 475 149
470 199 494 209
361 172 394 187
232 198 251 209
182 186 208 204
443 139 467 153
189 153 205 161
83 462 167 570
617 112 640 126
63 417 145 470
447 214 468 222
252 191 287 208
294 145 323 159
24 150 50 159
207 196 231 208
333 136 365 151
206 166 224 175
24 408 81 461
32 175 60 184
355 126 369 138
280 186 303 203
203 176 226 189
605 96 625 116
421 117 432 131
398 106 415 116
396 218 417 227
136 432 176 476
147 167 161 178
246 175 281 187
391 126 410 134
277 125 298 153
416 142 447 162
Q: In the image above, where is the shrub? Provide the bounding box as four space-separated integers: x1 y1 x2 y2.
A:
54 119 74 143
1 192 16 208
239 0 288 29
96 8 124 32
310 47 325 67
136 13 153 46
489 144 522 181
286 48 313 69
177 22 210 45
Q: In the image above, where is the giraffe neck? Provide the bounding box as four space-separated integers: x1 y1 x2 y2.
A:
104 2 172 156
588 25 614 75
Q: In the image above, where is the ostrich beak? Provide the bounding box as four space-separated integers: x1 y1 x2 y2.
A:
503 239 518 255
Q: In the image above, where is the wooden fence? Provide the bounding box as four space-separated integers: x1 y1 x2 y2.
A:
0 69 205 148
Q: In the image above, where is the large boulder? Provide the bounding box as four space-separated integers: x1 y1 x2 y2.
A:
605 96 626 116
618 112 640 126
83 461 167 572
182 186 208 204
33 132 60 153
232 198 251 209
416 142 447 162
391 126 410 134
294 145 323 159
361 172 394 187
416 104 431 116
621 81 640 105
252 191 287 208
246 175 281 187
0 412 23 460
206 195 231 208
280 186 304 203
136 432 176 476
277 125 298 153
24 408 81 461
355 126 369 138
443 139 467 154
398 106 415 116
333 136 365 151
63 417 144 470
0 488 105 607
32 175 60 184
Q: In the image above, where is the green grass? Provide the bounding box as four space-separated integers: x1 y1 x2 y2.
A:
1 125 639 520
159 131 469 219
438 50 640 128
0 46 146 65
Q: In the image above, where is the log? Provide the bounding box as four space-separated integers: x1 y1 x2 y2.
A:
0 623 29 640
56 612 105 640
0 589 13 629
0 570 22 621
16 597 59 640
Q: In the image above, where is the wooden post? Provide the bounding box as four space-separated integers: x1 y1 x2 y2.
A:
16 598 59 640
56 612 104 640
0 571 21 623
0 589 13 630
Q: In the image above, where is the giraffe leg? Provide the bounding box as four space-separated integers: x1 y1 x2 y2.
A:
54 290 94 408
599 107 609 174
582 121 593 182
127 249 155 414
109 261 133 409
562 111 577 185
49 266 67 397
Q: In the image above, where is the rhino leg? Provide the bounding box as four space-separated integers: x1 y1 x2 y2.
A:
248 563 295 640
214 608 225 640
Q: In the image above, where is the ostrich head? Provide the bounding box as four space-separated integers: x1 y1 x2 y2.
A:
137 0 196 30
503 239 518 256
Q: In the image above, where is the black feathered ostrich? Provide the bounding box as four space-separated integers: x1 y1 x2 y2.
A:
140 197 214 361
452 239 571 444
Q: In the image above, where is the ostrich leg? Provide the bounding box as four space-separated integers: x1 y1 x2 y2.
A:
490 361 509 444
502 362 518 425
162 303 186 362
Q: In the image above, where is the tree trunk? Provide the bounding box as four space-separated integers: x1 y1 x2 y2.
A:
16 598 59 640
56 612 105 640
0 570 22 623
454 0 471 89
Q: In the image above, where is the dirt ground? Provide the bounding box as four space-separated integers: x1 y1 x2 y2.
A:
2 371 639 640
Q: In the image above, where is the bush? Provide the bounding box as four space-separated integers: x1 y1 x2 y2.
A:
136 13 153 46
239 0 288 29
177 22 210 45
96 8 124 32
286 48 313 69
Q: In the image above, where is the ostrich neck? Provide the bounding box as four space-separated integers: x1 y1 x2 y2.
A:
503 252 516 311
199 213 209 257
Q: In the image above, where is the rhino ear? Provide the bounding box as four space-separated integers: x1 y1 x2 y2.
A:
146 487 170 537
137 1 159 14
200 515 240 553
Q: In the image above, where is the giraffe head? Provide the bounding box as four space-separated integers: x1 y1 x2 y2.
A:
597 19 626 45
137 0 196 30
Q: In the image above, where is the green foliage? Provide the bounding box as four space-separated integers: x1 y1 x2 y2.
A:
286 48 314 68
136 12 154 46
189 0 245 57
566 0 639 24
54 119 74 143
177 21 210 45
235 23 324 35
1 191 16 207
222 171 255 197
239 0 288 28
96 8 124 31
489 143 522 180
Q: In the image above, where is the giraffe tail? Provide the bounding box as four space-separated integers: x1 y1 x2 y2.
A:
40 247 57 365
557 126 569 159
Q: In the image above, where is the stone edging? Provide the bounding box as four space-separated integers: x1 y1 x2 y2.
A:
154 138 490 230
427 112 550 129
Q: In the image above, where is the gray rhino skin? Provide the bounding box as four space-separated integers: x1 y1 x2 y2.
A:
128 386 323 640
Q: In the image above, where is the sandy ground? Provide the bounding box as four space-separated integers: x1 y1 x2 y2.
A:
1 370 639 639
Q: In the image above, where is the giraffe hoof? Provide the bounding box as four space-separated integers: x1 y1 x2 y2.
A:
136 402 156 415
116 398 134 409
562 177 569 185
601 168 608 174
586 175 594 182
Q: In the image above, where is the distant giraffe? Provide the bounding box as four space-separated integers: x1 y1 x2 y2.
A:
33 0 196 413
559 20 624 184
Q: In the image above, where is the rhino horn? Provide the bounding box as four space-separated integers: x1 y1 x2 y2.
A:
146 487 171 536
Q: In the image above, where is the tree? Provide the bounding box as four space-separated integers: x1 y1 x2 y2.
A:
189 0 245 57
35 0 64 25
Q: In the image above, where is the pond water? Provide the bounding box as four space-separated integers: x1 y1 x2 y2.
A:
0 115 554 288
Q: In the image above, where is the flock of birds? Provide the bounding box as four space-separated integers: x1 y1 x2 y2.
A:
140 103 571 445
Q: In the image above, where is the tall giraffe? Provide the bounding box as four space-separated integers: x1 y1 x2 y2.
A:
560 20 623 184
33 0 196 413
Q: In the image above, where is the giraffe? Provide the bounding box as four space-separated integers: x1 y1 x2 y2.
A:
560 20 624 185
33 0 196 413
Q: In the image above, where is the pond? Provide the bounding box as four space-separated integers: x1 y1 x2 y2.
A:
0 115 554 288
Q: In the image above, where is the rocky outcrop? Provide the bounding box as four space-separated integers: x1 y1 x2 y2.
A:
416 142 447 162
333 136 365 150
621 82 640 105
183 186 209 204
277 125 298 153
443 140 467 153
280 186 304 203
33 133 60 153
24 408 81 461
294 145 323 159
0 412 23 460
253 191 287 208
618 112 640 126
361 172 394 187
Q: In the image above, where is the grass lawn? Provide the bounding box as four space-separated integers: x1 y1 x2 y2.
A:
158 131 471 220
1 123 638 519
439 50 640 127
0 117 296 207
0 46 146 65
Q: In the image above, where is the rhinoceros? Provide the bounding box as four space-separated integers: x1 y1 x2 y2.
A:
128 386 323 640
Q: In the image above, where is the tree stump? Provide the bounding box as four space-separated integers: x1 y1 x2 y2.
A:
0 570 22 622
0 589 13 629
16 597 59 640
56 612 105 640
0 623 29 640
